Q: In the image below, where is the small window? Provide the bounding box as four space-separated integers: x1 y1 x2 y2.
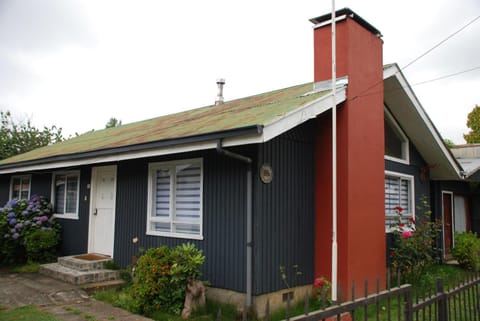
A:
147 158 203 239
385 108 409 163
385 171 414 231
10 175 31 200
52 171 80 219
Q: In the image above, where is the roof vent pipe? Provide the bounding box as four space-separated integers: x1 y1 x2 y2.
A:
215 78 226 105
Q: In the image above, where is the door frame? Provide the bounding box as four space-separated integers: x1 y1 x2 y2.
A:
441 191 454 258
88 165 117 256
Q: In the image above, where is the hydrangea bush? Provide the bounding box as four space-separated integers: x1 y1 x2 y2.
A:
0 195 61 264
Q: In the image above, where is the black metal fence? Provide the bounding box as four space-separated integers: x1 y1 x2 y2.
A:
216 272 480 321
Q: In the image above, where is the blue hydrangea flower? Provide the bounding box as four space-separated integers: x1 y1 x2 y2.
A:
14 223 23 229
12 233 19 240
7 212 15 219
24 220 31 226
21 210 29 216
6 200 18 208
9 218 17 226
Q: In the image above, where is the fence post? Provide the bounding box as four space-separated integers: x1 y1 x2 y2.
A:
436 278 447 321
404 285 413 321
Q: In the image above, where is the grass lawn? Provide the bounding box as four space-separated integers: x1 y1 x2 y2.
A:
92 264 471 321
0 306 61 321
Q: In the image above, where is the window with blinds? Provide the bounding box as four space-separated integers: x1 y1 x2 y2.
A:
53 171 80 219
385 172 414 231
147 159 203 239
10 175 31 200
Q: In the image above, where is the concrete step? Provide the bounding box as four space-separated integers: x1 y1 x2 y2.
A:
57 254 113 272
40 263 121 285
80 279 127 295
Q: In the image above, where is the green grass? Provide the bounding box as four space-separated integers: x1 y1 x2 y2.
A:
91 264 471 321
0 305 62 321
11 262 40 273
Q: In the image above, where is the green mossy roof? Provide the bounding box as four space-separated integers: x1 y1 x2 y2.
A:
0 82 329 166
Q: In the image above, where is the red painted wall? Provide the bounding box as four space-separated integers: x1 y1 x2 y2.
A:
314 16 386 299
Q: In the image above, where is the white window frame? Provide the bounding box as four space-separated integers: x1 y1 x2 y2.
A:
146 158 203 240
52 171 80 220
385 171 415 232
9 175 31 200
384 108 410 164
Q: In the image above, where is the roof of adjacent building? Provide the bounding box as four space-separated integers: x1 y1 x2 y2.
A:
0 82 341 172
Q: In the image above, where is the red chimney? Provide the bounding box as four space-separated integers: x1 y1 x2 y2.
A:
312 8 386 300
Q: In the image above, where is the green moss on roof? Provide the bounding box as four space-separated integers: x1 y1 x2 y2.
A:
0 82 328 165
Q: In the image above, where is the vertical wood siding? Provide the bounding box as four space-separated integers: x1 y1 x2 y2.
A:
58 167 90 255
114 149 251 292
254 121 316 295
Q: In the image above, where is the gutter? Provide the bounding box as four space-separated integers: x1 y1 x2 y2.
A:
216 139 254 308
0 125 263 172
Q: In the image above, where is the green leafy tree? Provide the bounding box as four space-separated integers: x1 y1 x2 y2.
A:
105 117 122 128
464 104 480 143
0 111 63 160
444 139 455 148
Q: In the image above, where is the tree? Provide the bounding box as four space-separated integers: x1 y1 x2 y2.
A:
105 117 122 128
443 139 455 148
464 105 480 144
0 111 63 160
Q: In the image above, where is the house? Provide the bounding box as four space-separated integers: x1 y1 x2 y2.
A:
0 8 474 311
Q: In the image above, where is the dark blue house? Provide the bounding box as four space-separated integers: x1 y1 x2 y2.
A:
0 8 475 313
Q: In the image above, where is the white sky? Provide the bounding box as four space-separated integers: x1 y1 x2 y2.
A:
0 0 479 144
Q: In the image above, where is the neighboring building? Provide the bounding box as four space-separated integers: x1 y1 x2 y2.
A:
0 8 473 311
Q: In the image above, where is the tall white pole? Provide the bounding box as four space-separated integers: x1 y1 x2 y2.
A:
331 0 338 303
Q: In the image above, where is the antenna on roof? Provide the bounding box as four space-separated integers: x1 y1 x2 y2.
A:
215 78 226 105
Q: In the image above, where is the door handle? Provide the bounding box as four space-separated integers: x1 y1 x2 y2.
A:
94 208 98 215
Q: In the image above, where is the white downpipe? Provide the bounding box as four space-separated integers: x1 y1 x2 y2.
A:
331 0 338 303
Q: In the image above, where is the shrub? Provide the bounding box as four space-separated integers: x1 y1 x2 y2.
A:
24 228 60 262
389 197 442 282
451 231 480 271
0 195 61 265
131 243 205 315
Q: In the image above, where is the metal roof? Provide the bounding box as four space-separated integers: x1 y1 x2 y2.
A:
0 83 331 170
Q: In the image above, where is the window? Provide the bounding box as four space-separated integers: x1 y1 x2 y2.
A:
52 171 80 219
10 175 31 200
385 108 409 163
147 159 203 239
385 171 414 231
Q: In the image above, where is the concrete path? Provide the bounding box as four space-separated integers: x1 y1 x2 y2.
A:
0 272 152 321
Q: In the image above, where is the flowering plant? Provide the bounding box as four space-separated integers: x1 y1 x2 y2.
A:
389 197 441 282
0 195 61 264
312 276 332 309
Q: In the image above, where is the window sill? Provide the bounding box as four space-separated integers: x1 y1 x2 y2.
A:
54 214 79 220
384 155 410 165
146 231 203 240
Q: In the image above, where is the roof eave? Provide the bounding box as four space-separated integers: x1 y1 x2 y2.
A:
0 125 263 174
383 63 463 181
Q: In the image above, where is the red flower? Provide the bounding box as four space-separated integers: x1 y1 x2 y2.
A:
394 206 403 213
390 251 396 257
313 277 324 288
402 231 413 239
399 223 405 227
408 217 415 223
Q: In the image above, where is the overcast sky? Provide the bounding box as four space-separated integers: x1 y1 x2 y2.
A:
1 0 479 144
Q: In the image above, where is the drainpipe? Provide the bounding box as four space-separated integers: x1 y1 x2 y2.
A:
216 139 253 307
330 0 338 303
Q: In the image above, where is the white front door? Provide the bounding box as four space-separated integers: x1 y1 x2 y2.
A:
89 165 117 256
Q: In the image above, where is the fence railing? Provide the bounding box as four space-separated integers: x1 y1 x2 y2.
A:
216 272 480 321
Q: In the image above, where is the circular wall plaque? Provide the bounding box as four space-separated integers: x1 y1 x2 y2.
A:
260 164 273 184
